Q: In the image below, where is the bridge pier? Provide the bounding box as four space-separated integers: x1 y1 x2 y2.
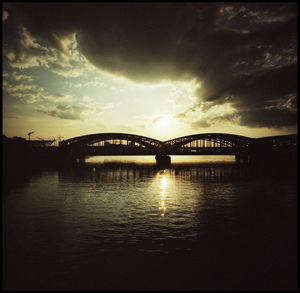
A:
155 154 171 168
235 153 249 164
76 156 85 164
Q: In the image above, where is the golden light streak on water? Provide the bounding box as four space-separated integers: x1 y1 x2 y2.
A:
158 170 168 217
85 155 235 164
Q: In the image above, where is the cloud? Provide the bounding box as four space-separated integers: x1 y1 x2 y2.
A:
35 96 103 121
3 80 45 104
44 93 73 102
9 92 42 104
242 8 296 24
36 104 89 120
3 72 73 104
3 71 34 83
282 95 297 112
4 83 39 93
4 3 298 129
182 102 238 129
191 119 211 129
5 3 197 82
238 108 297 128
84 80 105 87
190 107 297 129
3 25 92 77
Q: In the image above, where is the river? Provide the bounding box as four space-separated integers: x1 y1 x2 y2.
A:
3 156 297 290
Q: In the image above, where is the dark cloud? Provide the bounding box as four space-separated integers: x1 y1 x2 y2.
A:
191 107 297 129
4 2 297 129
238 108 297 128
205 64 297 108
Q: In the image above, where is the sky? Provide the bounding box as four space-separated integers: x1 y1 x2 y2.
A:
2 2 297 141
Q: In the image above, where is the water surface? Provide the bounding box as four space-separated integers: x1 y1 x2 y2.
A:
3 159 297 290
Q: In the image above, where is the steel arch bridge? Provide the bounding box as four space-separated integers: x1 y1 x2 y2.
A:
163 133 252 155
59 132 257 157
60 133 163 156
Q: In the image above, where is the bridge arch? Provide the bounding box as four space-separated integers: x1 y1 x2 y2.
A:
163 133 252 154
58 132 296 160
60 133 163 154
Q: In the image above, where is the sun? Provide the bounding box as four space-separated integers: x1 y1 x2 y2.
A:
155 116 173 129
147 114 183 140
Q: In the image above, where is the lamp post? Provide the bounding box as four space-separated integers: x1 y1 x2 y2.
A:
27 131 35 141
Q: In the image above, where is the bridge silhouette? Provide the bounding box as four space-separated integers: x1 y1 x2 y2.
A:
59 132 297 165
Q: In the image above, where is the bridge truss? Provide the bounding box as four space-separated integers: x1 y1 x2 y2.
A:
59 132 297 160
163 133 252 155
60 133 162 155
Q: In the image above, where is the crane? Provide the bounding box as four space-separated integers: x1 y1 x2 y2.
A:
58 136 63 146
27 131 35 140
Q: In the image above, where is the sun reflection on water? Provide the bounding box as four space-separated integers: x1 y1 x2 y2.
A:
158 170 168 216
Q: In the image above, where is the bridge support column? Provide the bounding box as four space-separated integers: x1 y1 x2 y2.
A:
76 156 85 164
235 153 249 164
155 154 171 168
235 154 241 164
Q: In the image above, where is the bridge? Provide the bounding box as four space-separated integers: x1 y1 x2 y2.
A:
60 133 162 156
59 132 297 165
